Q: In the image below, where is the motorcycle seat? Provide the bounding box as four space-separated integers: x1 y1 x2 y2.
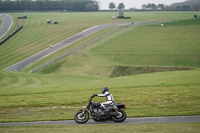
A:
92 102 101 107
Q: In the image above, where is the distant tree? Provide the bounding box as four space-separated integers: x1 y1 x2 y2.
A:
91 0 99 11
194 5 199 10
158 4 165 10
151 3 157 10
146 3 157 10
175 6 181 10
118 3 125 10
146 4 151 9
181 5 191 10
109 2 116 10
85 2 99 11
142 4 146 9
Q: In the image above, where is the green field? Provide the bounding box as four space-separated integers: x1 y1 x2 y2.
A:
0 12 200 123
46 18 200 77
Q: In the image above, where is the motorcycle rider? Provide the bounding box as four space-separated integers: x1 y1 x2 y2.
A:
92 87 114 110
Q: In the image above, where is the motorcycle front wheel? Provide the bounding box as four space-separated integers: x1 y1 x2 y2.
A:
74 110 89 124
111 109 126 122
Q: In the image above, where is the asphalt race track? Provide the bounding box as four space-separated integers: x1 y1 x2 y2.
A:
0 116 200 126
0 13 13 40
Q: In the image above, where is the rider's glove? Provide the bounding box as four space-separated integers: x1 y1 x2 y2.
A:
91 94 97 98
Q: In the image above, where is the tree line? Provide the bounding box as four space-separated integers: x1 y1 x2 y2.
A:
171 0 200 11
142 1 200 11
142 3 173 10
0 0 99 11
108 0 200 11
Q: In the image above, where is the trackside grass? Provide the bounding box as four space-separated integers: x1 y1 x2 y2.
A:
0 123 200 133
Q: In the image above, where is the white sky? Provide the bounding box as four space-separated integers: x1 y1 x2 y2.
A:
97 0 186 9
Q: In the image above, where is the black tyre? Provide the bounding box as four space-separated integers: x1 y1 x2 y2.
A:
74 110 89 124
111 109 126 122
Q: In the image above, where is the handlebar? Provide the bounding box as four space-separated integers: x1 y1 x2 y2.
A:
89 96 93 101
90 94 97 99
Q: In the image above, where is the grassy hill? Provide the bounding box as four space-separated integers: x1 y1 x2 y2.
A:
0 12 200 122
38 18 200 77
0 11 197 69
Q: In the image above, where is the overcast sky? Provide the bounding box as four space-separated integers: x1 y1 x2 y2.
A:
97 0 186 9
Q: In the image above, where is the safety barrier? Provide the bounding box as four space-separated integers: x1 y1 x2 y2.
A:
0 25 23 46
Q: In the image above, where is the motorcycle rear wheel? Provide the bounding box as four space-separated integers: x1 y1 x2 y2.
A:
111 109 126 122
74 110 89 124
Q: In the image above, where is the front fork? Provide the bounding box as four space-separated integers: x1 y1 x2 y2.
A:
83 106 90 114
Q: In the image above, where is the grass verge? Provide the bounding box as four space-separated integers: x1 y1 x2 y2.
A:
0 123 200 133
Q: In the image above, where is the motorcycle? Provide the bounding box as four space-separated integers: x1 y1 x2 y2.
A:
74 95 127 124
